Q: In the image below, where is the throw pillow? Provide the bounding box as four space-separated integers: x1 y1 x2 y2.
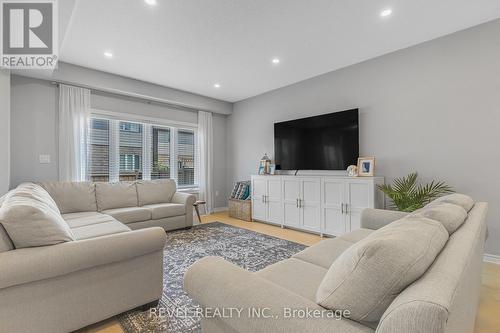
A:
0 189 75 248
430 193 474 212
411 202 467 234
316 216 448 322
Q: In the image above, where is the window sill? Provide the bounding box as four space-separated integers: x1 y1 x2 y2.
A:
178 188 199 194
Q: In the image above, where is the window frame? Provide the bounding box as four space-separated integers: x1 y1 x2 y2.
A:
89 109 199 190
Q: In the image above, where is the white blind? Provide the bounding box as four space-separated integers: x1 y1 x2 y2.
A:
88 116 197 188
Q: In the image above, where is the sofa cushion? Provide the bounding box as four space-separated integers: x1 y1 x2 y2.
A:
144 203 186 219
71 220 131 240
102 207 151 224
411 202 468 234
257 258 328 301
316 217 449 322
338 228 374 244
0 190 75 248
40 181 97 214
63 212 117 228
15 182 60 214
0 194 13 252
95 182 138 211
431 193 474 212
136 179 176 206
0 223 14 252
292 238 354 269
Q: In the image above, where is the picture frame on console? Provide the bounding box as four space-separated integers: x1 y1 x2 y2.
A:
357 157 375 177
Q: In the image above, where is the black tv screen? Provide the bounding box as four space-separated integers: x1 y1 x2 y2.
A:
274 109 359 170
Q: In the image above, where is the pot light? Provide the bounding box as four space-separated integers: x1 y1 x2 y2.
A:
272 58 280 64
380 8 392 17
144 0 157 5
104 51 113 58
214 83 221 88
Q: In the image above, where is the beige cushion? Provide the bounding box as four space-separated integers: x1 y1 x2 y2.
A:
63 212 117 228
431 193 474 212
0 223 14 252
40 181 97 214
0 190 75 248
102 207 151 224
144 203 185 219
95 182 138 211
316 217 449 322
136 179 176 206
411 202 467 234
71 220 131 240
292 237 354 269
338 228 374 243
0 194 13 252
257 258 328 301
15 182 60 214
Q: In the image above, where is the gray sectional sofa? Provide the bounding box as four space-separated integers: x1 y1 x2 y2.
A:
0 179 196 333
185 194 488 333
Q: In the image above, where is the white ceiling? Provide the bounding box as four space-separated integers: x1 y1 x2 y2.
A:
59 0 500 102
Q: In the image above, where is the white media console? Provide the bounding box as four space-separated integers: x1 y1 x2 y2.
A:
251 175 385 236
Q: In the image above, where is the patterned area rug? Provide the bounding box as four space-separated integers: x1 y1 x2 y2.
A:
117 222 307 333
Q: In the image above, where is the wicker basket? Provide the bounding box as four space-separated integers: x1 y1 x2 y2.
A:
228 199 252 221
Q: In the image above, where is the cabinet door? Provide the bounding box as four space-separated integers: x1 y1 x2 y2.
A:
251 178 268 221
345 179 372 231
267 178 283 224
322 178 346 235
282 178 301 227
301 178 321 232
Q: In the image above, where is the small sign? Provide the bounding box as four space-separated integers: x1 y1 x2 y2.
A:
1 0 58 69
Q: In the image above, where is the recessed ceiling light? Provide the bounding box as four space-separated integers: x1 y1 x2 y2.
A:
272 58 280 64
380 8 392 17
214 83 221 88
144 0 157 5
104 51 113 58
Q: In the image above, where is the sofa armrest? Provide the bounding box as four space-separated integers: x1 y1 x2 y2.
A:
172 192 196 226
0 227 166 290
360 208 409 230
184 256 372 333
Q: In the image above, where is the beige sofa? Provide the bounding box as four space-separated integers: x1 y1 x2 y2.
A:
0 179 195 333
185 197 488 333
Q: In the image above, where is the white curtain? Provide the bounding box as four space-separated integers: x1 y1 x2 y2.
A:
197 111 213 214
58 84 90 181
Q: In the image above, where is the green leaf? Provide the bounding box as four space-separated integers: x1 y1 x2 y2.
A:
377 172 454 212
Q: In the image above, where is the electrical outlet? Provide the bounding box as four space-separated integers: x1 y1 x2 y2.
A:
39 154 51 164
215 190 219 196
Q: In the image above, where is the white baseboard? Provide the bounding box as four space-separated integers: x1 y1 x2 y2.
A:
484 253 500 264
213 206 228 213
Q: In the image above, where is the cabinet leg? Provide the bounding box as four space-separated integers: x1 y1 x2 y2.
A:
320 233 324 238
281 225 284 229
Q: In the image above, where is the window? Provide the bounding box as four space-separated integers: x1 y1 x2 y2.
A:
89 119 110 182
177 130 195 186
120 122 141 132
88 116 197 188
119 121 143 181
151 127 170 180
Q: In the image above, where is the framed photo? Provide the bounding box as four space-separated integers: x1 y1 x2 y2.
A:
357 157 375 177
269 164 276 175
258 165 265 175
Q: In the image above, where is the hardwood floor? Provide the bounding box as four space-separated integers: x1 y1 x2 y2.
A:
79 211 500 333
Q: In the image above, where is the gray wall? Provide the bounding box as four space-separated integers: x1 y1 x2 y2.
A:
228 19 500 255
0 70 10 195
14 62 233 115
10 75 228 208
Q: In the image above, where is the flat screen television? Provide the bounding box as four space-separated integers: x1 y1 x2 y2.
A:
274 109 359 171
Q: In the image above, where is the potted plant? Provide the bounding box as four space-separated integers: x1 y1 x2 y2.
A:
377 172 454 212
